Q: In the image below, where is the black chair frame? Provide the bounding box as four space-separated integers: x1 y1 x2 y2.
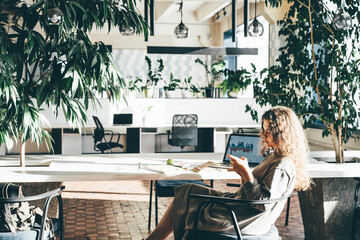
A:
93 116 124 153
0 186 65 240
226 182 293 226
148 179 213 230
189 193 292 240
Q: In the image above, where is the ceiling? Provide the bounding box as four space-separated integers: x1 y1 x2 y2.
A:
136 0 258 25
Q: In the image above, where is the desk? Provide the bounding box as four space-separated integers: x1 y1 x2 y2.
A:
1 152 360 182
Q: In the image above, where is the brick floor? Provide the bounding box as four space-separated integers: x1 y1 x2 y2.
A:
62 180 304 240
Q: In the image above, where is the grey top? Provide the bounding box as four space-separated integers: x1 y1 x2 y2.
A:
172 152 296 239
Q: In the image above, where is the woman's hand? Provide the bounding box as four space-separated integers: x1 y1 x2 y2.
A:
227 154 254 183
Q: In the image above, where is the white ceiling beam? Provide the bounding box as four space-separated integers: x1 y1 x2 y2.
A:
195 2 230 22
155 2 175 21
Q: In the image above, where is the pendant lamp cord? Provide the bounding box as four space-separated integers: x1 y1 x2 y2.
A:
179 0 183 22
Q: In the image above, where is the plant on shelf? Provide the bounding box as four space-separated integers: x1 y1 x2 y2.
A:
246 0 360 163
181 76 194 98
0 0 148 166
195 57 225 97
126 77 142 97
164 73 181 98
217 66 254 98
190 84 202 98
142 56 164 98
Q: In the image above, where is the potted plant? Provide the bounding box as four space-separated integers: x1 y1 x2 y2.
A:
217 67 253 98
142 56 164 98
190 84 202 98
195 57 225 98
0 0 148 166
164 74 181 98
247 0 360 239
126 77 142 98
181 76 194 98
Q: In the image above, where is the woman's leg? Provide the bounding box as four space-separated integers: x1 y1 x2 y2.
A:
146 201 174 240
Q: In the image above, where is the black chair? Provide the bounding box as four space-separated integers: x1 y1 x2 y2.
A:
0 186 65 240
188 193 292 240
93 116 124 153
227 183 292 226
148 180 212 230
167 114 198 151
352 177 360 240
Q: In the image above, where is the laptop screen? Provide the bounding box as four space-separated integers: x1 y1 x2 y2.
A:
223 134 263 165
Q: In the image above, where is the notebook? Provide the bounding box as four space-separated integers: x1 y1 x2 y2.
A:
212 134 263 169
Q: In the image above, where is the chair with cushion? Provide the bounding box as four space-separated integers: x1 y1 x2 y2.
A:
0 184 65 240
187 193 291 240
351 177 360 240
93 116 124 153
167 114 198 151
148 180 211 230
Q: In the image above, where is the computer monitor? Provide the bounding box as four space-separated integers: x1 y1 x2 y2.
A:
223 134 263 166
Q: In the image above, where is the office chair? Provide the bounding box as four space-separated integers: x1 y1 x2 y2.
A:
352 177 360 240
188 192 292 240
167 114 198 151
93 116 124 153
148 180 212 230
0 185 65 240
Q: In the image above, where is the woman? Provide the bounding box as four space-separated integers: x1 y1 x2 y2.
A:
146 106 311 240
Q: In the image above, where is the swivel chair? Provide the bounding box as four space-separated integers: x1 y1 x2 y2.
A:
188 192 292 240
352 177 360 240
167 114 198 151
93 116 124 153
0 184 65 240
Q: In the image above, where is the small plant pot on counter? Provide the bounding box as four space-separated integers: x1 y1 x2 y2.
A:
142 86 154 98
227 90 239 98
165 90 178 98
181 90 193 98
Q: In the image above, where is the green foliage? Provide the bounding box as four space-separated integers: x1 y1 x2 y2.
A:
247 0 360 162
217 66 254 95
195 57 225 87
127 77 142 93
181 76 193 90
164 73 181 91
145 56 164 87
0 0 148 153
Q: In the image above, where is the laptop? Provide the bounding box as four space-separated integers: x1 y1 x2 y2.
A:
212 134 264 169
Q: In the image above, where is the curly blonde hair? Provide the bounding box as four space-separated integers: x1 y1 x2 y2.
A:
261 106 311 191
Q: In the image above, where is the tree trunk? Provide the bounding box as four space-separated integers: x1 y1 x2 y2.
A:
19 140 26 167
331 125 344 163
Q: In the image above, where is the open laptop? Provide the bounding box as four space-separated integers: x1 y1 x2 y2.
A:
212 134 264 169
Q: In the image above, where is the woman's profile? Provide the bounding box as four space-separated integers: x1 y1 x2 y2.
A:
146 106 311 240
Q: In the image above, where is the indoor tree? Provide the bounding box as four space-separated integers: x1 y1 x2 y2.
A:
0 0 148 166
247 0 360 163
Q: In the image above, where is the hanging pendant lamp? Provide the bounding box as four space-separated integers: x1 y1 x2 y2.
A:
174 0 188 39
120 23 135 36
247 0 264 37
332 0 352 30
45 7 64 26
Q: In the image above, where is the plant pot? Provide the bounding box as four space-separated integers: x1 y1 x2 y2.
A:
205 87 214 98
142 86 154 98
181 90 193 99
165 90 177 99
227 90 239 98
194 92 203 98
